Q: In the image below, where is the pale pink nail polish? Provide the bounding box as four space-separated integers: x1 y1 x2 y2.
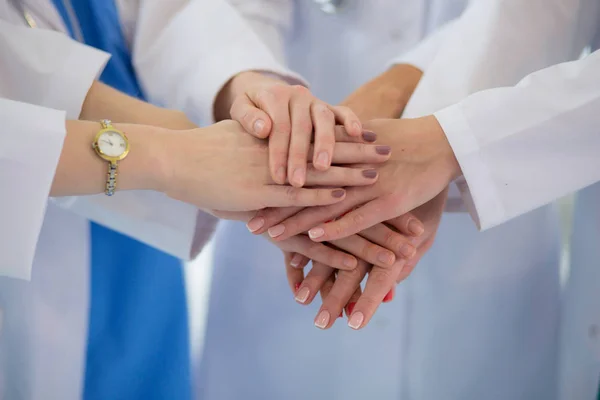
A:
295 287 310 304
246 217 264 233
315 310 330 329
254 119 265 135
268 224 285 238
408 219 425 236
292 168 305 186
315 151 329 168
308 227 325 239
348 312 364 330
290 254 304 267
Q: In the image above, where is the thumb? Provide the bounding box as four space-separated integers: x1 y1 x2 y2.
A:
229 94 272 138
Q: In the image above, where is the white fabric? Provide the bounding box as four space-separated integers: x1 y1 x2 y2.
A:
0 0 291 396
198 1 561 399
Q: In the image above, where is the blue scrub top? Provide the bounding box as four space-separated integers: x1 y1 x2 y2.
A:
51 1 192 398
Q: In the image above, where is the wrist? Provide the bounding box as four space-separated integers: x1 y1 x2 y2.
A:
421 115 462 182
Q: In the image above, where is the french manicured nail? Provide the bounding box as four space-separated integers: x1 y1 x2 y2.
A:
292 168 305 186
268 224 285 238
400 243 416 258
362 169 378 179
343 257 357 268
253 119 265 135
315 310 331 329
276 166 286 183
308 227 325 239
295 287 310 304
246 217 264 233
376 146 391 155
362 130 377 142
378 251 395 265
348 312 364 330
331 189 345 198
383 290 393 303
315 151 330 169
346 302 356 317
408 219 425 236
294 283 301 291
290 253 304 267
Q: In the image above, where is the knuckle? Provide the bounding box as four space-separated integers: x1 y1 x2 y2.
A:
256 88 274 103
384 231 403 250
351 212 366 227
291 85 310 96
273 121 292 135
341 266 363 281
295 118 313 133
285 186 299 201
370 268 394 287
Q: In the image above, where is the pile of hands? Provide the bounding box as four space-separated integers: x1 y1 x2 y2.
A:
161 71 461 330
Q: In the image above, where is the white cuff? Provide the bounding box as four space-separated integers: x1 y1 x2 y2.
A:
434 105 507 230
0 100 67 280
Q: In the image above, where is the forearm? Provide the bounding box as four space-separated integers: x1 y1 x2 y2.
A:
51 120 167 197
80 81 196 129
341 63 423 121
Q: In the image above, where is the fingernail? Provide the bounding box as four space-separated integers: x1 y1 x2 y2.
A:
292 168 305 186
400 243 416 258
294 283 301 291
343 257 357 268
352 122 362 134
339 312 343 319
331 189 345 198
315 310 331 329
276 166 286 183
348 312 364 330
315 151 330 169
253 119 265 135
290 253 304 267
378 251 395 265
376 146 391 155
295 287 310 304
308 227 325 239
362 130 377 142
383 290 393 303
268 224 285 238
408 219 425 236
362 169 378 179
246 217 264 233
346 302 356 317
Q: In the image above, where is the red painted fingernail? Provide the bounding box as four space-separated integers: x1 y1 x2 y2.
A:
383 290 393 303
346 302 356 317
339 312 343 319
295 283 301 291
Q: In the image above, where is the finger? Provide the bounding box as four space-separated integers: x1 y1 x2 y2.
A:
229 94 272 139
252 86 292 184
358 223 417 260
285 252 306 295
330 105 362 137
386 213 425 237
287 96 314 187
348 261 405 330
318 274 345 324
334 125 377 143
275 235 357 270
311 102 336 171
316 259 371 329
266 189 374 242
307 197 397 242
310 142 391 164
305 165 378 187
330 234 397 269
246 207 303 235
262 186 346 208
344 287 362 318
296 261 335 305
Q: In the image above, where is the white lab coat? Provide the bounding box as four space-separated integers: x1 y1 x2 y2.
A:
197 1 561 399
0 0 298 398
423 1 600 397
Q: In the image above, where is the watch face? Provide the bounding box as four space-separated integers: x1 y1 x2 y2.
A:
97 130 127 157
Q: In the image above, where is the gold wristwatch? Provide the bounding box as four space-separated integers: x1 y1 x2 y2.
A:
92 119 130 196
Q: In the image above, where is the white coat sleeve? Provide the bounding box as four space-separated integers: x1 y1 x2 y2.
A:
435 50 600 230
132 0 304 126
225 0 293 64
0 99 67 279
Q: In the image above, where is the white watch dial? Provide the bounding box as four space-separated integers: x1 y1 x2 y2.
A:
97 130 127 157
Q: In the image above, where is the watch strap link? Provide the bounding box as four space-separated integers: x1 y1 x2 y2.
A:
106 162 118 196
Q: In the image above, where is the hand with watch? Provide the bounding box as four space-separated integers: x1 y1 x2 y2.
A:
91 119 129 196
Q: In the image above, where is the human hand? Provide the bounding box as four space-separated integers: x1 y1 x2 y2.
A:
218 71 364 187
160 120 391 212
